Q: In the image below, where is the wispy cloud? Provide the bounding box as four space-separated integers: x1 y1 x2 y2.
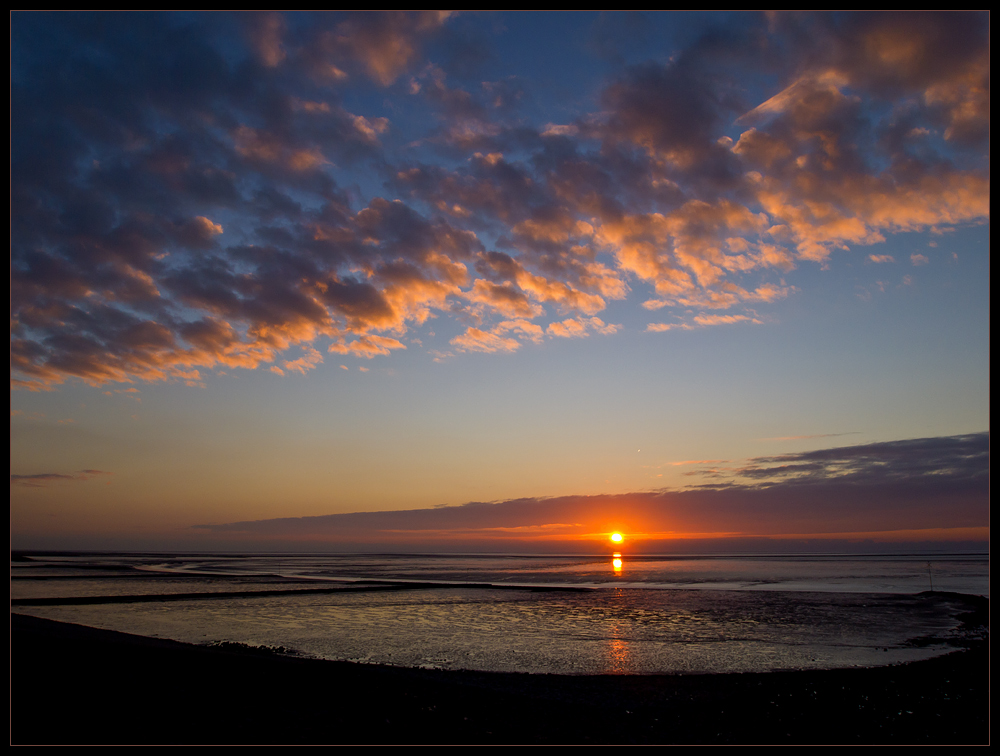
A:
11 470 113 488
759 432 860 441
692 432 989 489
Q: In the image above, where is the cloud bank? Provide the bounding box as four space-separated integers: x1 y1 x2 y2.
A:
196 433 989 551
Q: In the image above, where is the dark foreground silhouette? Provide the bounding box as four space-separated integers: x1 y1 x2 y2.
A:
11 603 988 745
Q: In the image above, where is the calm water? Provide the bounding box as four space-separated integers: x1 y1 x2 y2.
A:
11 552 987 675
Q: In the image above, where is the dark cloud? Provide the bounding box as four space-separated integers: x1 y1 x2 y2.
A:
716 432 990 488
197 433 988 548
601 62 734 171
11 470 113 488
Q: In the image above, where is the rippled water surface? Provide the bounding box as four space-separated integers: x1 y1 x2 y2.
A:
12 552 986 675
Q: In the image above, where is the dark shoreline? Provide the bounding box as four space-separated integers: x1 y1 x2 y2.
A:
11 608 989 745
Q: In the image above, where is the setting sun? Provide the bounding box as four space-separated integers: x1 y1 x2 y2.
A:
610 532 623 543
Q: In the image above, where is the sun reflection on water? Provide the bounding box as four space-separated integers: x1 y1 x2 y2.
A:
604 588 634 673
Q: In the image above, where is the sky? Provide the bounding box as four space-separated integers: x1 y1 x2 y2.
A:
10 12 989 553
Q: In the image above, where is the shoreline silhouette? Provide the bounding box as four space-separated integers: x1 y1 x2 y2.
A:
11 603 987 745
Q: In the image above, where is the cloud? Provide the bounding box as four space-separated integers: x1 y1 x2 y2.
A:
547 317 619 339
691 432 989 490
647 312 761 331
542 124 578 137
11 469 113 488
463 279 544 319
692 313 761 327
450 327 521 354
282 346 324 375
243 13 287 68
11 12 989 390
195 433 988 549
729 13 990 264
233 126 329 172
759 432 859 441
320 12 452 86
495 319 544 344
646 322 693 333
329 334 407 358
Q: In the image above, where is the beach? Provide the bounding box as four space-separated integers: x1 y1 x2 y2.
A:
11 601 988 746
11 553 989 744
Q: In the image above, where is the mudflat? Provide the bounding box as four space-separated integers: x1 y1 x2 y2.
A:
10 607 988 745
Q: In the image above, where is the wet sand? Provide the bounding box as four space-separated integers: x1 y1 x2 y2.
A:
10 601 988 745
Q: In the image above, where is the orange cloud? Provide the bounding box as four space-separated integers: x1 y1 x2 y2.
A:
693 314 761 326
646 322 692 333
463 279 544 319
515 270 605 315
282 347 324 375
450 327 520 353
329 334 407 358
547 317 619 339
495 319 544 344
325 12 452 86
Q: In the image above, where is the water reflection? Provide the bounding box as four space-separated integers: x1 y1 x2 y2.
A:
15 563 970 676
612 553 623 575
604 588 633 673
605 636 631 673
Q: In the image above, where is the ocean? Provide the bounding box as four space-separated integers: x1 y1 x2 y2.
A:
10 552 988 676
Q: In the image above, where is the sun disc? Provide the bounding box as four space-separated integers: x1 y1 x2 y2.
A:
610 532 623 543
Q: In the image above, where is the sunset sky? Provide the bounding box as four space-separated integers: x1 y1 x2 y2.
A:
11 12 989 552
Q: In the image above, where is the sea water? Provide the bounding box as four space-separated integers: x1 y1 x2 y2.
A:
10 552 988 675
